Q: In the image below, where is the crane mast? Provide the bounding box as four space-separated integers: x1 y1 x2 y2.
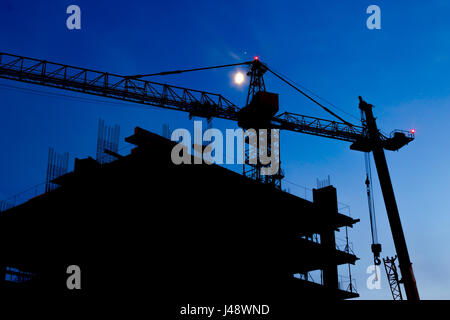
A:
0 52 419 299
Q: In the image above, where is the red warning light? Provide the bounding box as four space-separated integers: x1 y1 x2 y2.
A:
254 56 259 61
411 129 415 134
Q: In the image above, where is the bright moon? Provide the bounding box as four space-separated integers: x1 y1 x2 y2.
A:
234 72 245 85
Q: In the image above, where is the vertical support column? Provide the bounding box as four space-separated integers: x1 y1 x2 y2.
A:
359 97 420 300
313 185 338 291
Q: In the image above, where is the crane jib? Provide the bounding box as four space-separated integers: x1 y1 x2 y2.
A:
0 52 413 148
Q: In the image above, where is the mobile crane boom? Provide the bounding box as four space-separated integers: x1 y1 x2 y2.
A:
358 97 419 300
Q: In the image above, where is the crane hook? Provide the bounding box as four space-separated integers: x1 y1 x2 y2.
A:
372 243 382 265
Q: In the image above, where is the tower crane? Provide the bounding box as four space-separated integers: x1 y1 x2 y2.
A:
0 52 419 300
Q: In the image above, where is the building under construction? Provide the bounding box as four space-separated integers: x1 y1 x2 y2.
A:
0 51 422 303
0 127 359 301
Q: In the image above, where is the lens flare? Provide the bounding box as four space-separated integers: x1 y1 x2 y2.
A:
234 72 245 85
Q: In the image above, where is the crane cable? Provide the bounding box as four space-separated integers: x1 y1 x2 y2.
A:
262 65 361 122
365 154 379 244
264 65 356 127
124 58 357 127
124 61 253 79
362 110 382 268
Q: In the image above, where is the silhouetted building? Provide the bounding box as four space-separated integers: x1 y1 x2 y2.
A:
0 127 359 302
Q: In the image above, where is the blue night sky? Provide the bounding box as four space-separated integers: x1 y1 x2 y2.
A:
1 1 450 299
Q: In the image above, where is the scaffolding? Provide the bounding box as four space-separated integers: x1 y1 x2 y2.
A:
45 147 69 193
383 256 404 300
96 119 120 164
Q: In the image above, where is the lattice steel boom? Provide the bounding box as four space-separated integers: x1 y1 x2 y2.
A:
0 52 385 145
